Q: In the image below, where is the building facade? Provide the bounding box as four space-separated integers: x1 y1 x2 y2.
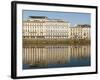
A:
70 24 91 40
23 16 91 40
23 16 47 39
23 16 70 40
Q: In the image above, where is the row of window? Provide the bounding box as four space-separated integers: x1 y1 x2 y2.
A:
71 30 90 32
23 36 69 38
23 23 68 26
23 33 90 37
23 33 69 36
70 36 90 39
23 29 68 32
23 26 69 29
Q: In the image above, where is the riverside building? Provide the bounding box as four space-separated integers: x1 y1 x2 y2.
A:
70 24 91 40
23 16 91 40
23 16 70 40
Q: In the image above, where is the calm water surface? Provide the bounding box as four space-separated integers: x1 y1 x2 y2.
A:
23 44 90 69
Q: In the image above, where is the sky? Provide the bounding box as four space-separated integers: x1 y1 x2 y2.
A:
23 10 91 27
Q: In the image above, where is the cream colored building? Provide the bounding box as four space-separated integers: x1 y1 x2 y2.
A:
23 16 47 39
23 16 70 39
70 24 91 39
45 19 70 39
23 16 91 40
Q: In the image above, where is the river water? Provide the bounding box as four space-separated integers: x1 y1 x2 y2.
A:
23 44 90 69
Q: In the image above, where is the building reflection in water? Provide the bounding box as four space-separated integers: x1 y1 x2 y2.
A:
23 44 90 69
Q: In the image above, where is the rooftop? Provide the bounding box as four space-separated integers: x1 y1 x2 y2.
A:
77 24 91 28
29 16 48 19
